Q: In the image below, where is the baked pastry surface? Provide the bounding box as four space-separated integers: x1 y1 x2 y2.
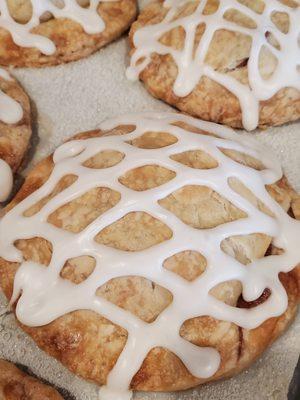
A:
0 359 63 400
0 0 137 67
0 68 31 202
0 113 299 396
128 0 300 130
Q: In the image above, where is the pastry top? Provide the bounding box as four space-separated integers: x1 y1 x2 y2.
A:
0 113 299 399
0 0 137 67
0 68 31 202
127 0 300 130
0 359 63 400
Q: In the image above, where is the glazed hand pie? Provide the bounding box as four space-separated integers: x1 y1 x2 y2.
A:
127 0 300 131
0 0 137 67
0 113 299 400
0 359 63 400
0 68 31 202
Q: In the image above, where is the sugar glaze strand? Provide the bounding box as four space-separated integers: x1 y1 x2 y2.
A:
0 67 23 124
127 0 300 130
0 113 299 400
0 67 22 202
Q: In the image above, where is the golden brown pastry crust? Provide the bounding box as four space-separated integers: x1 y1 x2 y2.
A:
0 359 63 400
0 70 31 173
128 0 300 129
0 0 137 67
0 125 299 393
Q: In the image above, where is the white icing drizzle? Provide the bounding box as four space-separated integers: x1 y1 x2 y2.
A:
0 158 13 202
0 113 299 400
0 0 118 55
0 67 22 202
0 68 23 124
127 0 300 131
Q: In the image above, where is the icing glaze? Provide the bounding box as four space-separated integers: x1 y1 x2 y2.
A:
0 158 13 202
0 0 118 55
0 68 23 124
127 0 300 130
0 67 22 202
0 113 299 400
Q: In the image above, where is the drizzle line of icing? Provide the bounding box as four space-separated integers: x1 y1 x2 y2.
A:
127 0 300 130
0 68 23 124
0 113 299 400
0 0 118 55
0 67 22 202
0 158 13 203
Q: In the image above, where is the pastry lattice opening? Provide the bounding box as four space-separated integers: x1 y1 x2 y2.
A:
119 165 176 191
170 150 218 169
60 255 96 284
163 250 207 281
95 211 173 252
96 276 173 324
126 131 178 149
47 186 121 234
14 237 53 267
83 150 125 169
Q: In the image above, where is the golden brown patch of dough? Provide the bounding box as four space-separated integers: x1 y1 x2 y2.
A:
83 150 125 169
0 124 299 392
129 0 300 129
97 276 173 323
119 164 176 191
0 0 137 67
163 250 207 281
0 359 63 400
127 130 178 149
47 186 121 234
170 149 218 169
158 184 248 229
95 211 173 251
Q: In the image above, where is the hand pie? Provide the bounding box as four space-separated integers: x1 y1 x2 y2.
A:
0 0 137 67
0 68 31 202
127 0 300 131
0 359 63 400
0 113 299 400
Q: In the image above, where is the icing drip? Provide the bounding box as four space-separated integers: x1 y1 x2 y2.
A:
0 68 23 124
127 0 300 131
0 113 299 400
0 158 13 202
0 68 22 202
0 0 118 55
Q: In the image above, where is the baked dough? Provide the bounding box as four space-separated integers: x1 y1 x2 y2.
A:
0 68 31 202
0 0 137 67
0 113 299 397
0 359 63 400
127 0 300 130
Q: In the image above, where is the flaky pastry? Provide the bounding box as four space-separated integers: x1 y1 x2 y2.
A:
0 113 299 399
127 0 300 130
0 0 137 67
